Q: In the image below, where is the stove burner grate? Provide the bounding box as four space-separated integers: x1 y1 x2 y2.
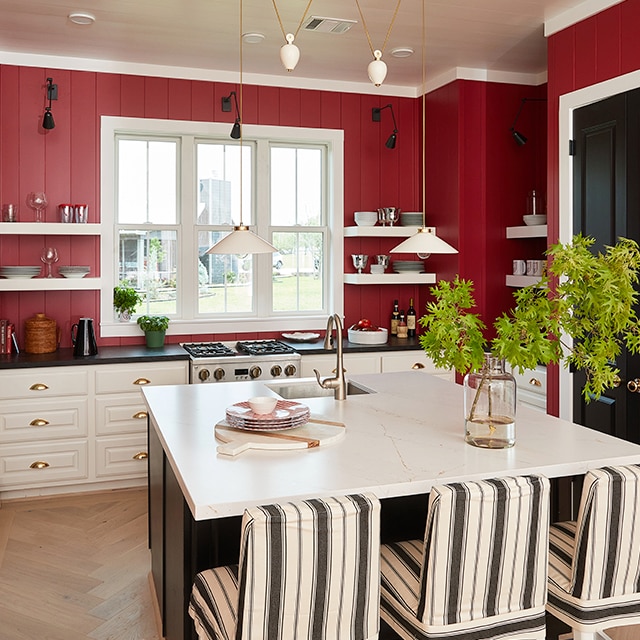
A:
235 339 297 356
182 342 236 358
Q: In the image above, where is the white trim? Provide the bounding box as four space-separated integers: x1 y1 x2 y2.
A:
557 68 640 420
100 116 344 338
545 0 625 37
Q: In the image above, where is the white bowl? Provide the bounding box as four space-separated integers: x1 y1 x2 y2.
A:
348 327 388 345
522 214 547 226
248 396 278 415
370 265 385 274
354 211 378 226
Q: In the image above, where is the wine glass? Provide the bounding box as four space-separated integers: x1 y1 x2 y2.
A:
351 254 368 274
27 192 48 223
41 247 58 278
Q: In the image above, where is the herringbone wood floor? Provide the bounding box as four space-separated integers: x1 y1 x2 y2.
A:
0 488 160 640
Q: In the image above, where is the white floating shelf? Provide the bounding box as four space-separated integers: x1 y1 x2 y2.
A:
0 277 103 291
0 222 103 235
506 275 542 288
506 225 547 239
344 273 436 285
343 226 436 238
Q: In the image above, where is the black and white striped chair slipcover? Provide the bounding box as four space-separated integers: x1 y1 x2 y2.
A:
380 474 551 640
189 492 381 640
547 464 640 640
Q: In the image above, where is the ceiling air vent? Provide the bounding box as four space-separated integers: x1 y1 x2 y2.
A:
303 16 357 34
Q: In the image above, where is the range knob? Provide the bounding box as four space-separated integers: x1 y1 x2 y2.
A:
284 364 297 377
250 366 262 379
198 368 210 381
213 368 225 381
270 364 282 377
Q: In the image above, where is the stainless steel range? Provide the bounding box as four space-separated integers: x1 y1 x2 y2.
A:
183 340 301 384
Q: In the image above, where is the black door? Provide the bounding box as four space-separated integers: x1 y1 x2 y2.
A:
572 89 640 443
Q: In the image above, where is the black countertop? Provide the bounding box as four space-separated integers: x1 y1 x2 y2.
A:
0 337 423 370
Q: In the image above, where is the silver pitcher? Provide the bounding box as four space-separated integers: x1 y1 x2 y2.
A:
377 208 401 226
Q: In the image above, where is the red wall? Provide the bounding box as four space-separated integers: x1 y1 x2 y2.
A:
546 0 640 414
0 65 428 348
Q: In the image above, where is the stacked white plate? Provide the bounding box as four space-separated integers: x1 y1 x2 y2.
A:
0 265 42 279
225 400 310 431
392 260 425 273
58 265 90 278
400 212 423 226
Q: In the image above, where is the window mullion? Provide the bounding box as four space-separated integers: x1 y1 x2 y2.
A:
255 139 272 316
180 135 198 320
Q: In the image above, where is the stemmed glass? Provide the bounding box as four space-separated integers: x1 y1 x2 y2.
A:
27 192 48 223
41 247 58 278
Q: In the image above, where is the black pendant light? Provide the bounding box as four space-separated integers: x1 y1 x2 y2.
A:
42 77 58 130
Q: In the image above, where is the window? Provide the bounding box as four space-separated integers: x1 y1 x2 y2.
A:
100 117 344 337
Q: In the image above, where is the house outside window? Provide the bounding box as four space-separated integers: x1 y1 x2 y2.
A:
100 117 344 337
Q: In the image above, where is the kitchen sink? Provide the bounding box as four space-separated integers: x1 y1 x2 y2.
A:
265 379 375 400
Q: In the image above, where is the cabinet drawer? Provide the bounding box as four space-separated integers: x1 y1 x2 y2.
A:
95 394 148 436
0 368 88 400
0 440 88 487
0 398 88 443
95 362 188 394
95 434 148 478
300 353 379 377
510 365 546 398
381 353 453 380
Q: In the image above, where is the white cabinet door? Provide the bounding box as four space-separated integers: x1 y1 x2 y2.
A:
380 352 454 381
299 353 379 377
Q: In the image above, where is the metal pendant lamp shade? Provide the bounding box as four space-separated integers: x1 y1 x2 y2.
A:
280 33 300 72
206 225 276 255
390 227 457 254
368 50 387 86
42 108 55 130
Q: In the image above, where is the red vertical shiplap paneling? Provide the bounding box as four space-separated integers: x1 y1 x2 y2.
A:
96 73 123 118
621 0 640 74
168 79 193 121
278 87 301 127
574 18 597 89
0 67 21 203
595 5 622 82
144 76 169 120
256 85 280 126
299 90 321 129
120 75 145 117
191 80 215 122
214 82 236 124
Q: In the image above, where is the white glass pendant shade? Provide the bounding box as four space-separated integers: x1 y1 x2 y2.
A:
280 33 300 72
390 227 458 254
205 225 277 255
368 50 387 86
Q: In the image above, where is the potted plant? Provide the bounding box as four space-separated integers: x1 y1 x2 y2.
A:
419 235 640 448
113 285 144 322
137 315 170 348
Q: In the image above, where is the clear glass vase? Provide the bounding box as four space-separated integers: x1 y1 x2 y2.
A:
463 354 516 448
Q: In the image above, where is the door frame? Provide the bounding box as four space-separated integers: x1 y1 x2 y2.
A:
558 68 640 420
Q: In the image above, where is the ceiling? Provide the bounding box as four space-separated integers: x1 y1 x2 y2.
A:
0 0 617 94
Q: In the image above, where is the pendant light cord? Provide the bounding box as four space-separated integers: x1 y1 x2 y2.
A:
421 0 426 228
238 0 244 227
272 0 314 42
355 0 403 58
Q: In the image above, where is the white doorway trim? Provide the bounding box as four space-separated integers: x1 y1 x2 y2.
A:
558 69 640 420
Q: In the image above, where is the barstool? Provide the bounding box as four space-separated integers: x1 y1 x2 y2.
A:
189 492 381 640
380 475 551 639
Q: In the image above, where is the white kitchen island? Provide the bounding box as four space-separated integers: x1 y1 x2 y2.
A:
143 371 640 640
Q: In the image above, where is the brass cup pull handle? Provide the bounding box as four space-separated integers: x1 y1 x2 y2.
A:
628 379 640 393
30 461 50 469
133 377 151 386
132 451 148 460
132 411 148 420
29 383 49 391
29 418 50 427
529 378 542 387
412 362 426 370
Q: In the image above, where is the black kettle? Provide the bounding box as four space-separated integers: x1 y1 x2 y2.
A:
71 317 98 357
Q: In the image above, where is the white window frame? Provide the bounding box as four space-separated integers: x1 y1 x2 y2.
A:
100 116 344 338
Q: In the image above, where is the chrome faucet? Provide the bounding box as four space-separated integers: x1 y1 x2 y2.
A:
313 314 347 400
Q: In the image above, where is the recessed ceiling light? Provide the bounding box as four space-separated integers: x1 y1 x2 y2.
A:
391 47 414 58
242 32 265 44
68 11 96 25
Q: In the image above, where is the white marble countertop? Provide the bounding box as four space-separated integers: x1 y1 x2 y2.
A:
142 372 640 521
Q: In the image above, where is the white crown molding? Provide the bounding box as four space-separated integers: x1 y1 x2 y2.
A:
425 67 547 94
545 0 624 37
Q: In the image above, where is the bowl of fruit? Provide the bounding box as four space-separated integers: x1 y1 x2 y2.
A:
347 319 388 345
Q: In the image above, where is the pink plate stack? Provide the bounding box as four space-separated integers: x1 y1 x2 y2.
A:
225 400 310 431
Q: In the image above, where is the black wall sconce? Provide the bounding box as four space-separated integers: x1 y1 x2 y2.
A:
42 77 58 130
221 91 241 140
510 97 546 145
372 104 398 149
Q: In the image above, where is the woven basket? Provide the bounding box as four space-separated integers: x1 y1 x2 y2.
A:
24 313 58 354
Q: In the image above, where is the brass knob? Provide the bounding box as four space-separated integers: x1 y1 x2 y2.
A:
613 374 622 388
412 362 426 370
29 418 50 427
250 366 262 379
213 368 225 381
628 379 640 393
29 383 49 391
198 368 211 381
133 377 150 385
271 364 282 377
29 461 50 469
132 411 148 420
529 378 542 387
285 364 298 377
132 451 148 460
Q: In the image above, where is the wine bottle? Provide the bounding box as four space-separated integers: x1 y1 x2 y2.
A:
397 310 408 338
390 299 400 335
407 297 416 337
